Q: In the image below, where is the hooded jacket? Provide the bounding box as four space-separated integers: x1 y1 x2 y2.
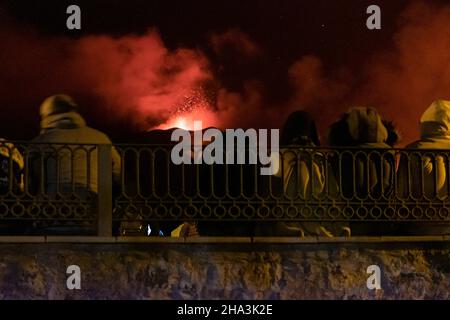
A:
32 95 121 194
276 111 324 199
268 111 346 237
330 107 393 199
408 100 450 149
399 100 450 200
345 106 389 148
0 139 24 193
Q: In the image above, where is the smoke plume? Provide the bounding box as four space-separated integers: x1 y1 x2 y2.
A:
1 1 450 145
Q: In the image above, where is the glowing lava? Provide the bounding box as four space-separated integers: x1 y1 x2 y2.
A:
173 117 189 130
153 108 219 131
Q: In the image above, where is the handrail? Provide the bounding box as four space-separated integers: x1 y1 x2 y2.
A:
0 141 449 236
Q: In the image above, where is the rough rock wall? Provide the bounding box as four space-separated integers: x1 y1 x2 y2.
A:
0 242 449 299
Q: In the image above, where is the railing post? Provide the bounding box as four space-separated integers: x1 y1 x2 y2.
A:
97 144 112 237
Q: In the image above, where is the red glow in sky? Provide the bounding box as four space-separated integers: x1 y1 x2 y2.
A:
2 1 450 146
153 108 219 131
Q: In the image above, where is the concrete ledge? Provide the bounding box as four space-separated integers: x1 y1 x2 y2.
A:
0 235 449 243
185 237 251 243
116 236 185 243
253 236 318 243
0 236 46 243
317 236 382 243
315 236 354 243
380 235 445 242
46 236 116 243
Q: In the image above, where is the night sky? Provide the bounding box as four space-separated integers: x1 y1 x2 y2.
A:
1 0 449 144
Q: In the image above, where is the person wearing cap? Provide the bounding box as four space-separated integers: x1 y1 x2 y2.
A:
397 100 450 235
30 94 121 233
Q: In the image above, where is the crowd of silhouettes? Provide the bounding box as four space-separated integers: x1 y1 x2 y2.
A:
1 95 450 236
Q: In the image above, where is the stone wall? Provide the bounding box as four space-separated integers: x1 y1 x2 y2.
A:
0 240 449 299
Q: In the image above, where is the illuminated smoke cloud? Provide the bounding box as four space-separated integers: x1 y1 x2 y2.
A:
0 15 213 133
71 32 214 129
358 1 450 144
286 55 351 139
2 1 450 145
272 1 450 145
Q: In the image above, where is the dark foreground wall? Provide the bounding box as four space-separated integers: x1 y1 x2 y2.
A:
0 238 449 299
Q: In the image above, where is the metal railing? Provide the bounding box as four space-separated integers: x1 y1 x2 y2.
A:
0 141 450 236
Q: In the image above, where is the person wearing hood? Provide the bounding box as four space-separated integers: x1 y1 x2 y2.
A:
0 139 26 234
0 139 24 194
328 107 395 235
278 111 322 199
397 100 450 235
30 94 121 233
256 110 347 237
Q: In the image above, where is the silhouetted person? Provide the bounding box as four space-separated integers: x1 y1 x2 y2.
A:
397 100 450 235
256 110 346 237
0 139 26 234
329 107 395 236
30 94 121 234
0 139 23 194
